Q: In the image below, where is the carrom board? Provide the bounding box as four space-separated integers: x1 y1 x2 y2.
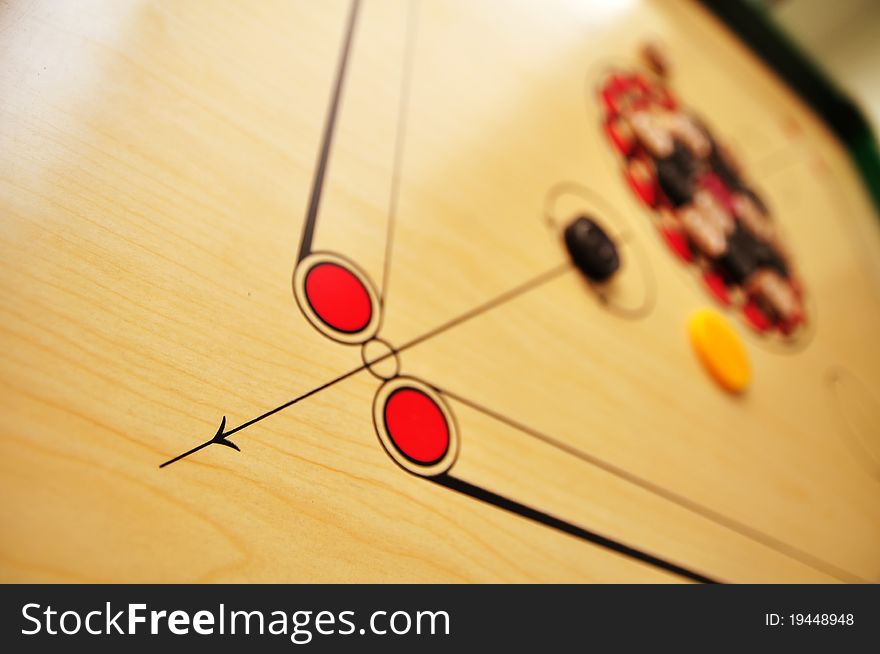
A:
1 0 879 583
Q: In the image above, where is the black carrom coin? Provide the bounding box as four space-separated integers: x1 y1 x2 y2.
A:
564 216 621 282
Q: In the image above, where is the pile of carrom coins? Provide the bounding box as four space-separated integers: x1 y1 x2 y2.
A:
600 63 806 337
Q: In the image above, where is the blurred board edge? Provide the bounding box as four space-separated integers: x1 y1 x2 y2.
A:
698 0 880 217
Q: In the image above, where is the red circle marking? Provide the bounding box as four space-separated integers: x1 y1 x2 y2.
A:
304 262 372 333
384 388 450 465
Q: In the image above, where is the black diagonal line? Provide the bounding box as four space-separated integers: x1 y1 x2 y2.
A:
432 474 718 584
394 262 572 354
159 363 367 468
161 263 570 469
297 0 361 262
380 0 419 302
158 440 214 469
223 364 366 438
433 385 865 583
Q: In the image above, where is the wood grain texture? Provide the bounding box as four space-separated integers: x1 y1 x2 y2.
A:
0 0 878 583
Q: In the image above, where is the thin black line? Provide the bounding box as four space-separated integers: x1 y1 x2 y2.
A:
159 364 367 468
432 474 718 584
224 365 366 437
433 386 866 583
297 0 361 262
158 441 213 469
395 262 572 354
162 263 569 468
380 0 419 302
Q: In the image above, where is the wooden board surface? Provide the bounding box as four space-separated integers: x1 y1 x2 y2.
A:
1 0 879 583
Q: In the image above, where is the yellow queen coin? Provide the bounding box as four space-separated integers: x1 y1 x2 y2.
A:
688 309 751 393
